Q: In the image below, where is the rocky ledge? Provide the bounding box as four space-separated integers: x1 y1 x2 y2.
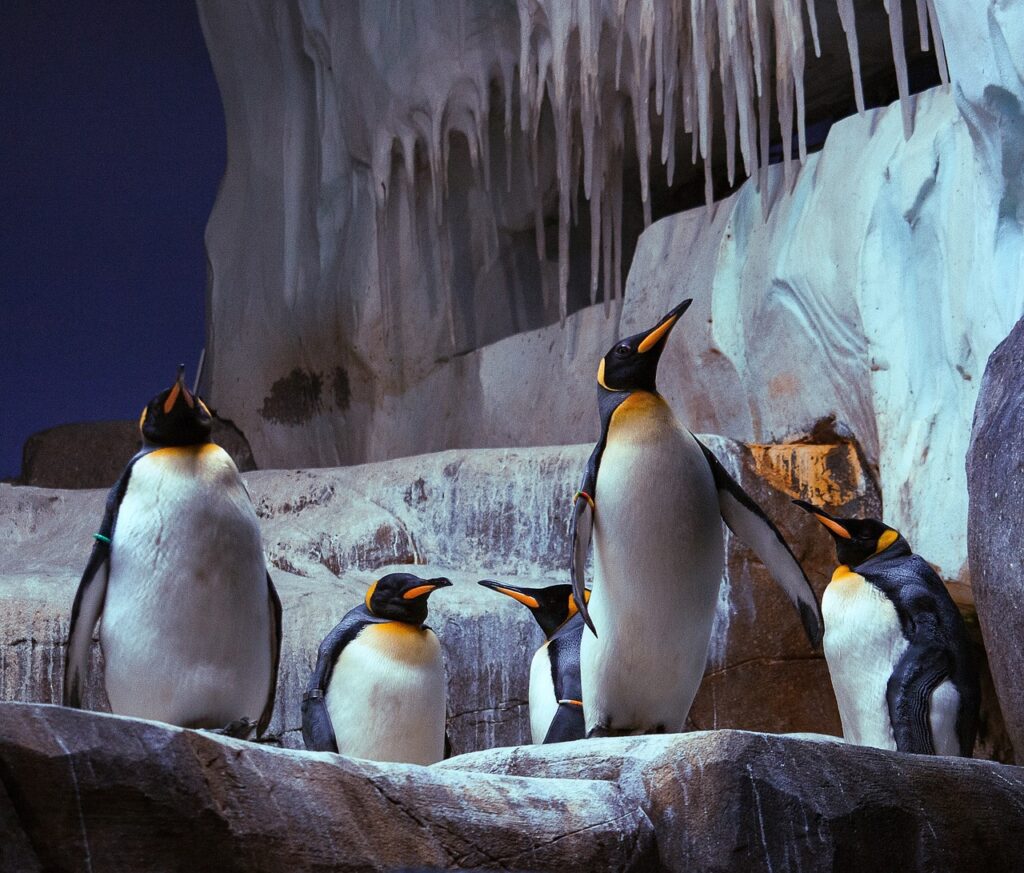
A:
2 702 1022 872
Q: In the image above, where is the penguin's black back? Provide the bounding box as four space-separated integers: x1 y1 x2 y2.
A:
857 547 980 755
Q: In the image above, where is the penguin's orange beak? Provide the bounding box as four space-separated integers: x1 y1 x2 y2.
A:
477 579 540 609
164 365 195 413
637 298 692 353
402 578 452 600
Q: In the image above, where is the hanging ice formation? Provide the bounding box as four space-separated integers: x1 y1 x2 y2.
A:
371 1 948 331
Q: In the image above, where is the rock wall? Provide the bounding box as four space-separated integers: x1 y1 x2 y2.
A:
968 316 1024 758
1 439 881 754
4 703 1023 872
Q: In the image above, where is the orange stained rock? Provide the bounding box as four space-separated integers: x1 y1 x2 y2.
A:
748 442 869 508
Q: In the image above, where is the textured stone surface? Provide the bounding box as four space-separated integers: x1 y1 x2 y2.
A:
1 439 881 755
17 417 256 488
968 316 1024 758
5 703 1022 873
441 730 1024 873
0 703 654 872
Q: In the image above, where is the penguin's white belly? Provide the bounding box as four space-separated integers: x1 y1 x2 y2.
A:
325 623 446 765
928 680 961 756
582 401 723 734
529 644 557 744
101 445 272 728
823 570 908 750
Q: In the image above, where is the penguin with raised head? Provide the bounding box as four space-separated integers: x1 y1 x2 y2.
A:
302 572 452 764
477 580 589 744
64 367 282 738
569 299 823 737
794 501 979 755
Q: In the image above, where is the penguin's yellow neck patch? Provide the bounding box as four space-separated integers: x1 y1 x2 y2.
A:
830 564 864 585
608 391 667 432
362 621 435 664
148 443 220 460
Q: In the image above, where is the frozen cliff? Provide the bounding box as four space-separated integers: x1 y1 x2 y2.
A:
196 1 1022 581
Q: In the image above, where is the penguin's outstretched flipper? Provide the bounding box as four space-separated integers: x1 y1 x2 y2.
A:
63 457 142 708
257 572 284 738
695 438 823 646
543 701 586 744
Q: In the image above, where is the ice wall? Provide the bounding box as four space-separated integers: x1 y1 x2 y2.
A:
197 1 940 468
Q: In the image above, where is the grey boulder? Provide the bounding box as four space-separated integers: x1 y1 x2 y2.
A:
968 315 1024 758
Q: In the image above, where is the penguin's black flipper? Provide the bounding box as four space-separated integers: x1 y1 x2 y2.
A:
694 437 824 646
63 455 142 708
301 605 382 752
570 443 602 636
256 572 284 738
543 702 586 744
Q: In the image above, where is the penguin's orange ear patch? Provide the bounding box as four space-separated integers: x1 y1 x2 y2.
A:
814 513 852 539
597 359 611 389
138 407 148 432
874 529 898 553
365 581 378 612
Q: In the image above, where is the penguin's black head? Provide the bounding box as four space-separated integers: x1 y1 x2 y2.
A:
597 299 692 393
365 573 452 624
140 366 213 447
794 500 903 568
477 580 590 639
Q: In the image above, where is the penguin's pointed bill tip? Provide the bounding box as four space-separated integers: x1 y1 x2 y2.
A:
401 577 451 600
476 579 540 609
638 299 693 354
793 499 852 540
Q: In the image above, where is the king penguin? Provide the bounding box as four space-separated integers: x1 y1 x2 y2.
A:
794 500 979 755
302 572 452 764
477 580 590 744
569 299 823 737
63 367 283 738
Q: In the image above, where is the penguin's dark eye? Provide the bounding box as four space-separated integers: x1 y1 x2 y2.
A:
614 343 631 358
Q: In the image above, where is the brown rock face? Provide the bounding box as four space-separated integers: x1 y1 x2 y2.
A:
968 316 1024 759
17 417 256 488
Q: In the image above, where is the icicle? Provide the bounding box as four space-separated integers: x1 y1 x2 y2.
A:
504 61 514 193
915 0 929 51
925 0 949 86
805 0 821 58
835 0 866 115
884 0 913 139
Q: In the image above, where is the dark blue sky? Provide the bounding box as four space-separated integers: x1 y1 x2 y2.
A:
1 1 224 479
